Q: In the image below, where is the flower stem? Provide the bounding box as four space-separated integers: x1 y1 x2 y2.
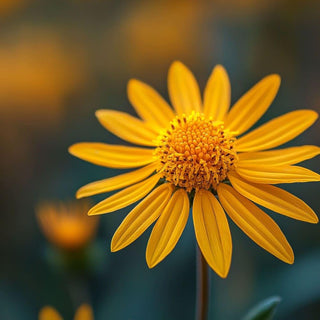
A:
195 245 210 320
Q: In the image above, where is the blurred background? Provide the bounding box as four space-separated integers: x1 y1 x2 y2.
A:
1 0 320 319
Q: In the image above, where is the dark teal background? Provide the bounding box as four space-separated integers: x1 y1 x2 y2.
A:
1 1 319 319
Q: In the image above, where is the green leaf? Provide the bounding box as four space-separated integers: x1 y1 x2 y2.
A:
243 296 282 320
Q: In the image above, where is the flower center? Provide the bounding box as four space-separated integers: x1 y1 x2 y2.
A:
155 112 238 192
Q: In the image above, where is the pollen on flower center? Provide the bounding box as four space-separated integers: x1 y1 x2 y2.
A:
155 112 238 192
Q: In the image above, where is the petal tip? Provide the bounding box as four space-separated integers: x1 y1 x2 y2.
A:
310 214 319 224
310 109 319 120
87 208 97 216
215 64 226 70
283 249 294 264
127 78 140 91
68 144 77 156
211 64 227 76
269 73 281 84
95 109 105 118
313 172 320 181
300 109 319 123
68 143 86 157
219 272 229 279
146 258 156 269
110 240 120 252
287 255 295 265
169 61 188 75
146 250 161 269
261 74 281 93
75 190 83 199
216 267 230 279
303 208 319 224
170 60 183 68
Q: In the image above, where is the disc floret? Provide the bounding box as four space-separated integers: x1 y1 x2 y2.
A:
155 112 238 192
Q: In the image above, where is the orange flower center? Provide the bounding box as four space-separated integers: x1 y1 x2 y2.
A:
155 112 238 192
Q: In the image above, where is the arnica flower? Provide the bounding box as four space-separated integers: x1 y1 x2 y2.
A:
39 304 93 320
69 61 319 278
36 201 99 251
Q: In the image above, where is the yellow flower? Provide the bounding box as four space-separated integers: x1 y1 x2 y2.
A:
0 29 87 127
0 0 27 17
114 0 204 74
36 201 99 251
39 304 93 320
69 62 319 278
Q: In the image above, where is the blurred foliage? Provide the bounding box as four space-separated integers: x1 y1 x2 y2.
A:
0 0 319 319
243 296 281 320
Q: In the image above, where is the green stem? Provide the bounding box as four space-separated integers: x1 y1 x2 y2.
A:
195 245 210 320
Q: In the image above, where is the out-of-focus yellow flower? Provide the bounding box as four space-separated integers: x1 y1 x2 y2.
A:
39 304 94 320
70 61 319 278
0 0 27 17
114 0 205 74
0 29 87 125
36 200 99 251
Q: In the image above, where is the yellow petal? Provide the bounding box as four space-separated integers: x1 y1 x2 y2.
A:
217 184 294 264
228 171 318 223
225 74 280 135
236 110 319 152
127 79 175 128
203 65 231 121
38 307 63 320
193 190 232 278
238 145 320 166
168 61 202 115
76 162 159 199
111 184 174 252
69 143 155 168
95 110 159 146
236 165 320 184
88 174 161 215
146 189 189 268
74 304 94 320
